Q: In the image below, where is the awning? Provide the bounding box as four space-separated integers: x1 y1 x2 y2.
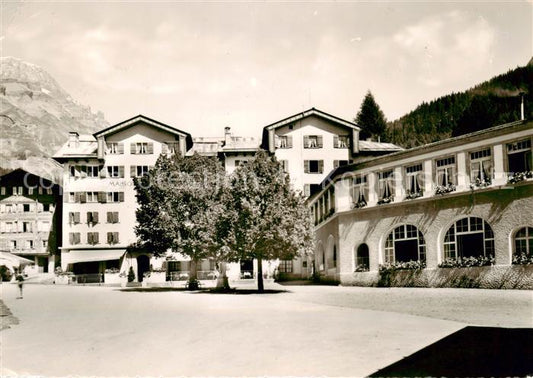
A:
0 252 35 269
62 249 126 265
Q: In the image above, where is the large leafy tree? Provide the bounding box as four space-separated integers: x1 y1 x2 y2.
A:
229 151 315 292
134 153 235 289
355 91 388 140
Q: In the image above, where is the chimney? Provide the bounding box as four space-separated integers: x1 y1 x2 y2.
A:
224 126 231 145
68 132 79 148
520 92 525 121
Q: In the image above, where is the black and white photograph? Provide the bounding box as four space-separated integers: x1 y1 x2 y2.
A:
0 1 532 377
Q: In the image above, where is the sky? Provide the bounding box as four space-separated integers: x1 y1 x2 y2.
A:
1 1 532 138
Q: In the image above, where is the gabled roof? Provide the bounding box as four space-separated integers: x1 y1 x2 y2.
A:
0 168 60 188
94 114 193 151
263 107 360 131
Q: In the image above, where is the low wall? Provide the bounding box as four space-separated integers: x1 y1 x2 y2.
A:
341 265 533 289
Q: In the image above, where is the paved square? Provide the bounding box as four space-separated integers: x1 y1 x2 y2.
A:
1 283 531 377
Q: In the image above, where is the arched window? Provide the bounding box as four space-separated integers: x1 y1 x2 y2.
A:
443 217 494 260
514 227 533 259
355 244 369 271
316 243 325 271
332 245 337 268
384 225 426 263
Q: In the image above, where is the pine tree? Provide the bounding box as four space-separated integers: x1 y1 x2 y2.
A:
355 91 388 140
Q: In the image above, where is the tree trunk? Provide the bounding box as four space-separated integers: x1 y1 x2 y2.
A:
257 258 264 293
188 260 199 290
216 261 230 290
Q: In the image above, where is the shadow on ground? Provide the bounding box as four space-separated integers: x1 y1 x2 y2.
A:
370 326 533 377
117 287 289 294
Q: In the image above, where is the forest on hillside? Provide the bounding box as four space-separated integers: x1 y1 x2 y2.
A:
386 61 533 148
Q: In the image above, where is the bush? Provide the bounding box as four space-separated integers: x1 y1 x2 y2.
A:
439 255 494 268
512 253 533 265
0 265 12 282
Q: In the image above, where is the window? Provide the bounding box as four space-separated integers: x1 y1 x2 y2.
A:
514 227 533 261
0 187 5 195
107 142 124 154
405 164 423 198
28 187 34 195
5 204 13 213
38 187 43 195
86 192 99 203
131 142 153 154
470 148 493 185
436 156 457 188
352 175 368 207
384 225 426 263
275 135 292 149
107 232 119 245
25 240 34 249
304 135 322 149
334 135 350 148
46 188 52 195
38 221 51 232
107 166 124 178
131 165 150 178
355 244 370 271
4 222 14 232
107 212 119 223
43 203 51 212
507 139 532 174
42 240 48 248
87 232 99 245
23 204 30 212
69 212 81 225
443 217 494 261
333 160 349 169
86 165 99 178
10 240 16 249
378 170 394 203
18 186 23 195
164 142 180 154
87 212 99 225
279 160 289 173
69 232 81 245
278 260 293 273
69 192 75 203
107 192 124 203
22 222 32 233
304 160 324 174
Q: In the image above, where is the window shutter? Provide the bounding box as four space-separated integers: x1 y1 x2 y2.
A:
304 160 310 173
147 143 154 154
119 166 124 178
107 232 112 244
107 212 112 223
93 212 99 224
98 192 106 203
287 136 293 148
75 233 81 244
334 160 339 169
113 212 119 223
317 136 323 148
319 160 324 173
87 212 92 224
118 143 124 154
333 135 339 148
303 136 309 148
69 212 73 224
74 212 80 224
304 184 310 197
94 232 99 244
130 166 136 178
99 165 106 178
130 143 136 154
69 233 74 245
118 192 125 202
87 233 93 245
74 192 80 203
80 192 87 203
113 233 119 244
274 135 280 148
80 165 87 178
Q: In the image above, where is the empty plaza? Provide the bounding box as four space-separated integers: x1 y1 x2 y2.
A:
1 283 531 377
